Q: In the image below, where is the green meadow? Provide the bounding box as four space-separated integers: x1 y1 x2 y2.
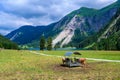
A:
39 50 120 60
0 50 120 80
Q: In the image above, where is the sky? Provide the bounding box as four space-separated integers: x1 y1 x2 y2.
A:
0 0 117 35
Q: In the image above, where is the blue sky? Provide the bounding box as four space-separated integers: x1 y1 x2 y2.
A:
0 0 117 35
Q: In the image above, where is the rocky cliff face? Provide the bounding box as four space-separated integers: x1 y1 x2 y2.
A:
53 15 85 47
53 2 119 47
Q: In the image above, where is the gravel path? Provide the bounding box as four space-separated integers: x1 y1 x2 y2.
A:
30 51 120 63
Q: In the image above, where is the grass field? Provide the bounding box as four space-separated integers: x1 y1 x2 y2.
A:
0 50 120 80
39 50 120 60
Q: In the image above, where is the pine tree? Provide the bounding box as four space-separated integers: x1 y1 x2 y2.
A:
40 35 45 50
47 37 52 50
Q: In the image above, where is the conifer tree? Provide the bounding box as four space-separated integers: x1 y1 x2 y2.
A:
47 37 52 50
40 35 45 50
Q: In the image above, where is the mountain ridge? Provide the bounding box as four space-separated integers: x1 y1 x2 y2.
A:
5 1 120 48
78 8 120 50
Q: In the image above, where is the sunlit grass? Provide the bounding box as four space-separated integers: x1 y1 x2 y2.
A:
0 50 120 80
39 50 120 60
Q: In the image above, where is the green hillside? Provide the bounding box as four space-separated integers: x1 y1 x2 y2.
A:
0 35 18 49
79 8 120 50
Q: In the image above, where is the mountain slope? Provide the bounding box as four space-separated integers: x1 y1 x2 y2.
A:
60 2 120 47
6 23 56 45
6 0 120 48
96 8 120 50
79 8 120 50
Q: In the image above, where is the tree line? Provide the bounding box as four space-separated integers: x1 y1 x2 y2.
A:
0 35 18 49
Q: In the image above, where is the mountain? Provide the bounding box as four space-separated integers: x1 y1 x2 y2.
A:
0 34 18 49
79 8 120 50
6 23 56 45
6 0 120 48
96 8 120 50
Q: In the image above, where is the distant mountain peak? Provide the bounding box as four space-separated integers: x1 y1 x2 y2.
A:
19 25 34 28
18 25 35 31
80 7 97 10
69 7 98 17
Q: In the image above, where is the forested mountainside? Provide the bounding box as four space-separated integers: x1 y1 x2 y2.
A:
78 8 120 50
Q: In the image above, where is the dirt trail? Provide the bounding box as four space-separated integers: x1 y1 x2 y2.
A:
30 51 120 63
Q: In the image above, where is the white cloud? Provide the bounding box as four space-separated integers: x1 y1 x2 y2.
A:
0 11 32 28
